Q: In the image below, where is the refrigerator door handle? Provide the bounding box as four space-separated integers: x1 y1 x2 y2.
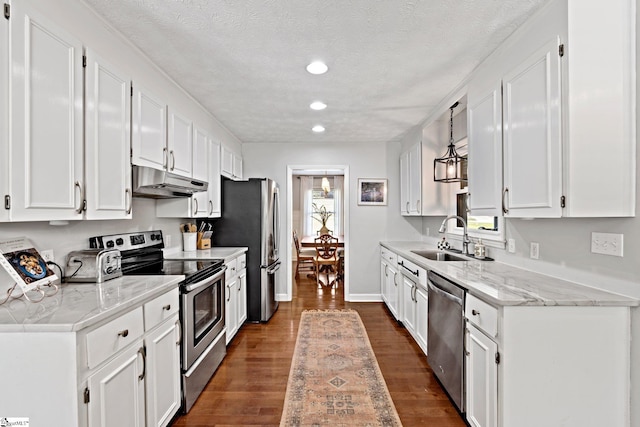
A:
273 186 280 259
265 261 281 274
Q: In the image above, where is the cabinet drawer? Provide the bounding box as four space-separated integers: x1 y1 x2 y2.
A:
380 247 397 265
225 258 238 281
144 288 179 331
237 253 247 271
466 294 498 337
86 307 144 369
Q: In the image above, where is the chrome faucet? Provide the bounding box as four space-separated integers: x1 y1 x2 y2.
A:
438 215 471 256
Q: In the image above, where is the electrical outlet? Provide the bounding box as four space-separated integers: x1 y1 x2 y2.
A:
530 242 539 259
508 239 516 253
165 235 172 248
41 249 54 262
591 232 624 257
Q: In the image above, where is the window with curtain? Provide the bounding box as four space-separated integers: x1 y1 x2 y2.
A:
300 176 343 237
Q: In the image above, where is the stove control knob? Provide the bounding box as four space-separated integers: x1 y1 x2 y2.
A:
106 240 115 248
155 233 162 241
150 234 156 241
115 238 124 246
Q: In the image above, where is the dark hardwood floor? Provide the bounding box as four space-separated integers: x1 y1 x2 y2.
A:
171 264 466 426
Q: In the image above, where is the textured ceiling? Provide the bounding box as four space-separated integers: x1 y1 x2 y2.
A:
82 0 549 144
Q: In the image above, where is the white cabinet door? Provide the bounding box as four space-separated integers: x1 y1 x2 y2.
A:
221 145 234 178
145 316 181 427
387 265 400 320
465 323 498 427
380 259 389 304
10 0 84 221
399 151 410 215
407 143 421 215
237 268 247 326
233 153 243 180
87 341 146 427
225 275 238 344
0 9 8 222
401 275 416 335
85 49 132 220
414 285 428 354
192 126 209 182
207 141 222 217
168 109 193 178
503 37 562 218
467 82 503 217
132 85 167 171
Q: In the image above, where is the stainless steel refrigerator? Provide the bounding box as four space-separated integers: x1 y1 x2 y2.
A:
210 178 280 322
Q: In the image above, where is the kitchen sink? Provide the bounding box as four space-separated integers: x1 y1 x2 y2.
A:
411 250 467 262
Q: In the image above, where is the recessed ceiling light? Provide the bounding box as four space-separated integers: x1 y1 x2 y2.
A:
306 61 328 75
310 101 327 110
312 125 325 133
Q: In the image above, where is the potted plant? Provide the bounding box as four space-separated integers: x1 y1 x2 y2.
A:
312 203 332 235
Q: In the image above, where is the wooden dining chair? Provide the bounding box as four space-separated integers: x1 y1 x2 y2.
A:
313 234 340 288
293 230 315 279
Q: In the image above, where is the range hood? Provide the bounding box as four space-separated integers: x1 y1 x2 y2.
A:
132 165 208 199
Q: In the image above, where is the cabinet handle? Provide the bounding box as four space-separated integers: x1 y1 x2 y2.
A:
163 304 171 311
170 150 176 171
74 181 85 214
502 187 509 214
412 285 417 302
238 278 242 291
405 201 409 212
137 346 146 381
466 192 471 213
465 350 471 356
118 329 129 338
416 200 420 212
472 309 480 316
393 272 397 287
193 198 199 214
125 188 132 215
163 147 168 169
209 200 214 216
227 284 232 302
175 319 182 345
384 264 388 277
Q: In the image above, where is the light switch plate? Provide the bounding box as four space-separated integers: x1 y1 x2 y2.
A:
591 232 623 257
507 239 516 253
41 249 54 262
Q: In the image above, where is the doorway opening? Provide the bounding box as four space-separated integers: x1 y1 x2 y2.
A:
286 165 349 301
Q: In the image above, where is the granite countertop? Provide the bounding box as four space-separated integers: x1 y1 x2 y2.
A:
0 275 184 333
380 241 639 308
163 246 248 262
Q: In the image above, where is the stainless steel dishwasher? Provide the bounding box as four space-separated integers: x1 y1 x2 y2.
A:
427 270 466 413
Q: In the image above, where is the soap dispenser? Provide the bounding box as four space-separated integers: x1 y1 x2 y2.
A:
474 239 486 259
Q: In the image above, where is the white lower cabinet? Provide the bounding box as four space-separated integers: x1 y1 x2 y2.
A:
224 251 247 344
398 255 428 355
380 246 399 320
414 285 428 353
465 293 630 427
465 323 498 427
401 274 416 334
87 340 146 427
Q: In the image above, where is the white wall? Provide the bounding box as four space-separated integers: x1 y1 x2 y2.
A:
243 142 392 300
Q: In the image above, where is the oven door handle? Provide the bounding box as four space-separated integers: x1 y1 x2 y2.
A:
183 266 227 292
265 261 281 274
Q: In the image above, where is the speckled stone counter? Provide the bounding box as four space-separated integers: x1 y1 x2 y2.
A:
380 241 638 307
0 275 184 332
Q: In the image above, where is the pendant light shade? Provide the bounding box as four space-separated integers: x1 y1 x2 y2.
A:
321 176 331 195
434 102 467 183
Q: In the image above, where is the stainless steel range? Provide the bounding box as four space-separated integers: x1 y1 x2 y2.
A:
90 230 226 413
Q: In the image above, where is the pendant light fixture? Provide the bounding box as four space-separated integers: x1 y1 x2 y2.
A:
321 176 331 196
434 102 467 183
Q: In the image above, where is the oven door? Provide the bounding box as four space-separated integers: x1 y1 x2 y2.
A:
181 267 226 370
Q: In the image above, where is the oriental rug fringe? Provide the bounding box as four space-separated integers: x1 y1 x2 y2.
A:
280 309 402 426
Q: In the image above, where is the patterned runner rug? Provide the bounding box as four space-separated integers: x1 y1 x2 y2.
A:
280 309 403 426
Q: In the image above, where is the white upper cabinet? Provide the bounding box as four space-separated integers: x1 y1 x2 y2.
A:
399 151 410 215
167 109 193 178
208 141 222 217
0 7 8 222
407 143 421 215
132 85 167 171
9 0 84 221
466 0 635 218
563 0 635 217
467 82 503 217
221 145 243 180
84 49 132 220
503 37 562 218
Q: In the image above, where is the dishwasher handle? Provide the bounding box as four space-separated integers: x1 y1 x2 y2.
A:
428 280 464 306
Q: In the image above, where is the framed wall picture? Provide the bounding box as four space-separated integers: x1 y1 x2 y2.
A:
358 179 387 206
